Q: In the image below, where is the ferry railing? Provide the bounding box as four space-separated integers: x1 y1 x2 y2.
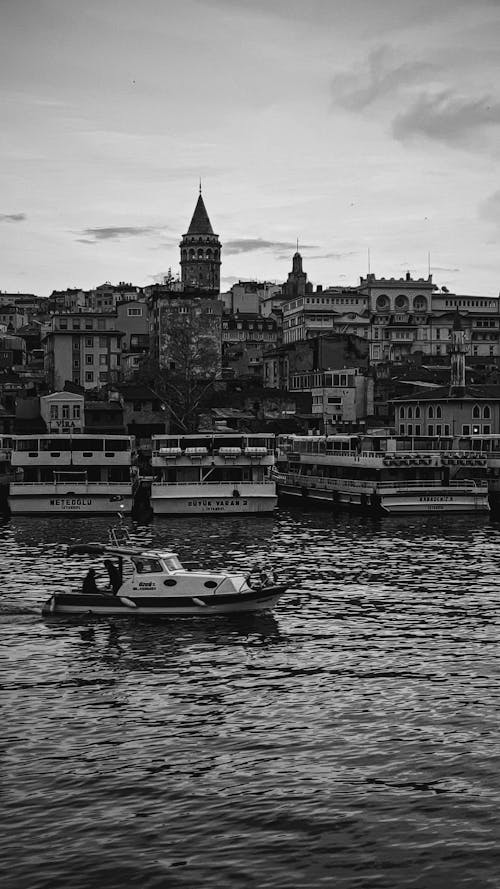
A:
150 480 276 487
10 481 133 487
278 472 487 491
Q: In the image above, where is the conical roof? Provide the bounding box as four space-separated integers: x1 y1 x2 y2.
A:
186 193 214 235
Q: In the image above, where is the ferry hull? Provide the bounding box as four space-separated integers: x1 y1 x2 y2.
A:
42 585 286 617
278 482 490 514
9 493 134 515
151 490 277 515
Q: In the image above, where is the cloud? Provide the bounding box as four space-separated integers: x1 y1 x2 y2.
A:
393 91 500 144
331 46 433 111
224 238 317 255
479 190 500 224
0 213 26 223
308 251 358 260
77 225 162 242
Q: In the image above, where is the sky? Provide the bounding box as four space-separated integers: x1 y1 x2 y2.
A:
1 0 500 297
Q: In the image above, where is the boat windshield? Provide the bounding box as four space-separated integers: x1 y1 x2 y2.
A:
133 557 163 574
164 556 182 572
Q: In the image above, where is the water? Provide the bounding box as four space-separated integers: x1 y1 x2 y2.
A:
1 508 499 888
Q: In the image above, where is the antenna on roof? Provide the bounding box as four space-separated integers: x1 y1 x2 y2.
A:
367 247 371 275
199 177 202 195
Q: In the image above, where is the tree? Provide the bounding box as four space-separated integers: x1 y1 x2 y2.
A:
134 300 221 432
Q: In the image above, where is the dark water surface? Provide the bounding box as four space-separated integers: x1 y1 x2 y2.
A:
1 508 499 888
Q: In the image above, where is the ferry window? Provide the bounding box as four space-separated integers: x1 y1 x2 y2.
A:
105 439 129 451
17 438 39 451
472 405 480 419
483 405 491 419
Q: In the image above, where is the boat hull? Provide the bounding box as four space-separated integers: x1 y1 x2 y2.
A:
151 489 277 515
277 481 490 514
42 585 286 616
9 493 134 515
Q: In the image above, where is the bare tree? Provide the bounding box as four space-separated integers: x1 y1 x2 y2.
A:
135 302 221 432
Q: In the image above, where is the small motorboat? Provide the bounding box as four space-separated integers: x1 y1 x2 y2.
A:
42 523 286 618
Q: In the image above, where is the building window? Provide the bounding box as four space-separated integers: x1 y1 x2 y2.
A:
99 355 107 365
127 307 142 316
407 424 413 435
436 405 442 419
50 405 58 419
483 405 491 419
472 404 481 419
436 424 442 436
85 371 94 383
407 406 413 419
415 406 420 418
59 319 67 330
85 320 93 330
99 337 107 348
62 405 69 420
97 319 105 330
400 407 405 419
428 406 434 419
73 359 80 368
85 337 93 347
73 405 80 419
462 425 470 435
85 354 93 365
72 320 80 330
99 372 108 382
428 425 434 436
415 424 421 435
483 424 491 434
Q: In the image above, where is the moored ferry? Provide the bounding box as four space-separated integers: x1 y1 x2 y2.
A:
9 434 137 515
150 433 277 515
274 433 489 514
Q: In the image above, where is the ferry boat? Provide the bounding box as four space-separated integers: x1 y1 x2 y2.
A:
42 522 286 617
274 433 490 515
9 434 137 515
150 433 277 515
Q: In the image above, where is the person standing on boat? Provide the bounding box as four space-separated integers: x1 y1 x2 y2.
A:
82 568 99 595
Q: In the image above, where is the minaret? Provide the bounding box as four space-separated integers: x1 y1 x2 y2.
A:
179 187 221 294
449 309 467 395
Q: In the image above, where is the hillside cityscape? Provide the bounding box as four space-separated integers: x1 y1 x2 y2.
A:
1 187 499 444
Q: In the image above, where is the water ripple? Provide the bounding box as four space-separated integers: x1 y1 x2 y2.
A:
1 509 500 888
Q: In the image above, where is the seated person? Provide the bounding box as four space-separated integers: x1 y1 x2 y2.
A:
82 567 99 595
